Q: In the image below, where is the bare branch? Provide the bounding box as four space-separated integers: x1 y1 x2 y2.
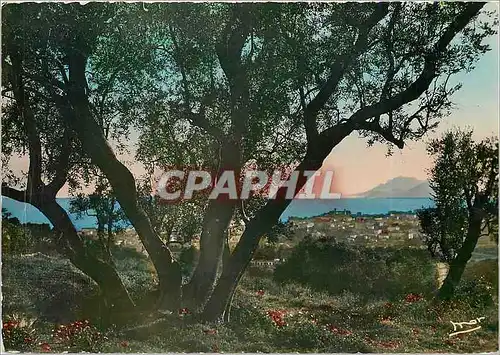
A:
216 4 252 139
45 128 72 196
304 4 390 142
169 25 225 142
380 3 402 101
322 3 485 149
1 184 29 203
5 48 44 192
358 119 405 149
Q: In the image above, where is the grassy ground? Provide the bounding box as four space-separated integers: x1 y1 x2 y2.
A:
2 244 498 353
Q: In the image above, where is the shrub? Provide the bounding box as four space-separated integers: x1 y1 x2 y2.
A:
2 217 56 255
463 259 498 290
2 220 34 255
274 238 435 301
253 241 281 260
453 277 495 309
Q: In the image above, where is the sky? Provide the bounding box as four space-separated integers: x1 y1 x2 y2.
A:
4 3 499 198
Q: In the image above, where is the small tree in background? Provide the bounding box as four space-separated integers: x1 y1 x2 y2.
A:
418 130 498 299
136 175 205 244
2 208 31 254
70 180 127 263
265 221 293 244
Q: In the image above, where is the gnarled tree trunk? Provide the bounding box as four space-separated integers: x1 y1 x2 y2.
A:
2 42 135 320
200 2 485 321
182 140 241 309
438 206 484 299
2 187 136 319
201 149 338 321
182 199 237 309
40 197 135 323
63 52 183 310
181 5 250 309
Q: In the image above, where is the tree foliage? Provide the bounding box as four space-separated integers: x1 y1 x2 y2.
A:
418 130 498 262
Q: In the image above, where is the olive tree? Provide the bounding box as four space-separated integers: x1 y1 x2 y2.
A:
418 130 498 299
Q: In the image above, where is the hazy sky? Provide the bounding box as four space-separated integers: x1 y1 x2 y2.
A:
5 4 499 198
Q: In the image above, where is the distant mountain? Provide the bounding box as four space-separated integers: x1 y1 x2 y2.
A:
352 177 433 198
405 181 433 198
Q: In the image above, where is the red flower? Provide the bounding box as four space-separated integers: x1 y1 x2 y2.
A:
256 289 265 296
178 308 191 315
328 325 352 336
3 320 19 329
120 340 129 348
266 309 288 327
40 342 52 352
404 293 423 303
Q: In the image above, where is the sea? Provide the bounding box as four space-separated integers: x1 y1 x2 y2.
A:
1 196 434 231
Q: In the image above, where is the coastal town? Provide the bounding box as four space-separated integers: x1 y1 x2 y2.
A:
287 210 423 247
